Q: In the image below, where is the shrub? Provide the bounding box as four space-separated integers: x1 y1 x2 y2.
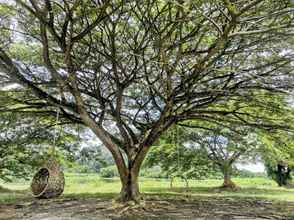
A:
100 165 119 178
140 166 168 178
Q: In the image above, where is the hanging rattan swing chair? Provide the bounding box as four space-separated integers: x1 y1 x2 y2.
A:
31 107 65 199
31 157 65 199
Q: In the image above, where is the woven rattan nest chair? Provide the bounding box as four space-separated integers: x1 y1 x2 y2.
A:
31 158 65 199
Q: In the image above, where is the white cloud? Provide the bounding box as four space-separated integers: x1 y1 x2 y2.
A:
236 162 265 173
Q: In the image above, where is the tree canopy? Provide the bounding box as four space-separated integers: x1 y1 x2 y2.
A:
144 126 217 185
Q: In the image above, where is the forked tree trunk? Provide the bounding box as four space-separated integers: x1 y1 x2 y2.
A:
119 167 141 203
115 147 150 203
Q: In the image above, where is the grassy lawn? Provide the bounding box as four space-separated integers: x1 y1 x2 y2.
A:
1 174 294 205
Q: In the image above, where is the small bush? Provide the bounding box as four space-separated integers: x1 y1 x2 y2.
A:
140 166 168 178
100 165 119 178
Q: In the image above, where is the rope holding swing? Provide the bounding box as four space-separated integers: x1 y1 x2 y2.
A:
170 125 189 189
51 107 60 155
31 103 65 199
170 125 179 188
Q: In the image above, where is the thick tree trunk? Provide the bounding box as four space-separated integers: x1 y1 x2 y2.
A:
119 168 140 203
116 145 151 203
116 149 149 203
222 172 236 189
276 164 292 187
221 165 237 189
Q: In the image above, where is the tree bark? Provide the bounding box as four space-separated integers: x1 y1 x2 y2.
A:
116 145 151 203
276 164 292 187
221 165 237 189
119 167 141 203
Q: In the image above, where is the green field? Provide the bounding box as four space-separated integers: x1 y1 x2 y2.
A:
1 174 294 205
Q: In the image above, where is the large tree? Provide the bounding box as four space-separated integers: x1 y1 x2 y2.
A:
1 0 294 202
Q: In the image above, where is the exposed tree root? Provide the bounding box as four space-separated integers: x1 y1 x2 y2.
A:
284 182 294 189
218 181 240 191
109 199 176 217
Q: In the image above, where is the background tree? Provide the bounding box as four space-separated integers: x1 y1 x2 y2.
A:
265 163 292 187
189 128 261 189
0 90 79 182
0 0 294 203
145 126 217 187
75 143 113 173
261 131 294 187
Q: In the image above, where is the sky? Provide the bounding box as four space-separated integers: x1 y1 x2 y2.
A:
236 162 265 173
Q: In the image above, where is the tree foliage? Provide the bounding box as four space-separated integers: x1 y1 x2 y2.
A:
145 126 217 181
189 127 261 188
75 143 112 173
261 131 294 186
0 90 79 182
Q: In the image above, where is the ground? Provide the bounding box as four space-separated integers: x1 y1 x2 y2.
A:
0 175 294 220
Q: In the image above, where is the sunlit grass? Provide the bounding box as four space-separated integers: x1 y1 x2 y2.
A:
1 174 294 204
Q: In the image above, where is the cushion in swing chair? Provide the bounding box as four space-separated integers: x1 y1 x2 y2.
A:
31 158 65 199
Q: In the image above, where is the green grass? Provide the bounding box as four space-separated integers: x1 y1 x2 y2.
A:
1 174 294 204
